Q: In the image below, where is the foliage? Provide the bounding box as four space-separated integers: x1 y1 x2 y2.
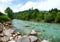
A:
5 7 14 19
0 7 60 23
15 8 60 23
0 12 11 22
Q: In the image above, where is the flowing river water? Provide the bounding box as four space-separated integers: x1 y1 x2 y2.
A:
12 19 60 42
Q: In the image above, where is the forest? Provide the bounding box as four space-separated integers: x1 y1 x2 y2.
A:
0 7 60 23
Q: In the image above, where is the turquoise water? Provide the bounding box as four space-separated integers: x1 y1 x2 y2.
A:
12 19 60 42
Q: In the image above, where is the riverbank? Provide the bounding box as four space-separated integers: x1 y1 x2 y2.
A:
0 22 41 42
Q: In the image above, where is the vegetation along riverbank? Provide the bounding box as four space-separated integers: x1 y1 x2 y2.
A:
0 7 60 23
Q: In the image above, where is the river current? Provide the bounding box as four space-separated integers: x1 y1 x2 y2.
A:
12 19 60 42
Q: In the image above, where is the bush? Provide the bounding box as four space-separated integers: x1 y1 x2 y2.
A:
0 15 11 22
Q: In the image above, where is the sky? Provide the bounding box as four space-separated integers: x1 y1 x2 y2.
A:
0 0 60 12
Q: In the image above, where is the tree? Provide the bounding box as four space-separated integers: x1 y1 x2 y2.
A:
55 12 60 23
0 12 4 15
49 8 58 13
5 7 13 19
0 12 11 22
44 12 54 22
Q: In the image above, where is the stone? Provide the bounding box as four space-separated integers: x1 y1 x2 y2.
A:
24 24 30 27
22 35 30 42
8 40 16 42
16 35 30 42
0 28 3 33
1 36 10 42
30 30 37 34
16 36 22 42
0 33 4 37
41 40 49 42
3 29 15 36
10 37 14 40
29 36 38 42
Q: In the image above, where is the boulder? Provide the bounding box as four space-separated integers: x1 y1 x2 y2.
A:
15 36 22 42
16 35 30 42
22 35 30 42
30 30 37 36
29 36 38 42
3 29 15 36
1 36 10 42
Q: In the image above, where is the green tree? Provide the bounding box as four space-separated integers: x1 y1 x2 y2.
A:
55 12 60 23
5 7 13 19
0 12 11 22
44 12 54 22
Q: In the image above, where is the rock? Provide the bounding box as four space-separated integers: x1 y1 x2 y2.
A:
24 24 30 27
0 28 3 33
41 40 49 42
22 35 30 42
10 37 14 40
15 36 22 42
29 36 38 42
31 30 37 34
30 30 37 36
16 35 30 42
16 32 21 35
1 36 10 42
0 33 4 37
3 29 15 36
8 40 16 42
6 22 11 25
0 24 3 33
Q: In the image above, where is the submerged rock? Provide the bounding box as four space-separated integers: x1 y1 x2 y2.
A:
24 24 30 27
31 30 37 34
41 40 49 42
30 30 37 36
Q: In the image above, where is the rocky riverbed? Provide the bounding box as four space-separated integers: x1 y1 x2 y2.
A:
0 22 49 42
0 22 39 42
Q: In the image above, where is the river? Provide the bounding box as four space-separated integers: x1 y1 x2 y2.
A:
12 19 60 42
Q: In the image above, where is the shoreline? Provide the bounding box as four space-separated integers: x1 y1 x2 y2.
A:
0 22 40 42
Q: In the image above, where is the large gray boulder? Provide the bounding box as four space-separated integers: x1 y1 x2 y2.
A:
3 29 15 36
16 35 30 42
22 35 30 42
